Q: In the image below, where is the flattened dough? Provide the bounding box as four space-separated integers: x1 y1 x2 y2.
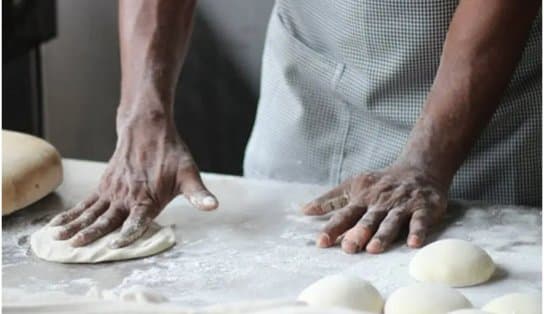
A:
298 274 384 312
3 130 63 215
410 239 495 287
30 222 175 263
482 292 541 314
384 283 472 314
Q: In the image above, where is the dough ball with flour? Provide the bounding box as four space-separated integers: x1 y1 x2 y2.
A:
448 310 492 314
2 130 63 215
384 283 471 314
31 222 175 263
482 292 541 314
297 274 384 313
409 239 495 287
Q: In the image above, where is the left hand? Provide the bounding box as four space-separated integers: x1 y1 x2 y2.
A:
302 164 447 254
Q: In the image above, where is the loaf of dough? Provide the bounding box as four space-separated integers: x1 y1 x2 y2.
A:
2 130 63 215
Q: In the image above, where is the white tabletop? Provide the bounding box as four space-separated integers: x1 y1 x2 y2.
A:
2 159 541 307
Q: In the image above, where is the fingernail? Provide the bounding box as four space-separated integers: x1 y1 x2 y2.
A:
342 239 360 254
316 234 330 248
53 229 66 240
69 236 83 247
109 239 122 249
202 196 217 208
408 235 422 247
368 239 382 252
48 217 61 226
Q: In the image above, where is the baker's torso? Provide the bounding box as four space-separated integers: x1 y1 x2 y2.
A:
244 1 542 206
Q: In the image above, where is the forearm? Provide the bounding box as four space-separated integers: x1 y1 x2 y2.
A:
398 0 540 188
117 0 196 125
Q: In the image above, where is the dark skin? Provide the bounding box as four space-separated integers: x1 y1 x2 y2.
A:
49 0 218 248
50 0 539 251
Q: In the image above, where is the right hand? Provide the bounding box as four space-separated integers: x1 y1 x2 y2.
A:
49 112 218 248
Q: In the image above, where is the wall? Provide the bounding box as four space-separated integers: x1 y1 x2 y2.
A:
42 0 274 174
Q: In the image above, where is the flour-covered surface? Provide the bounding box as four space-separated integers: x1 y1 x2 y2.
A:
2 159 541 308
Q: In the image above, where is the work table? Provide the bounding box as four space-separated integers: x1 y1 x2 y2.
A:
2 159 541 307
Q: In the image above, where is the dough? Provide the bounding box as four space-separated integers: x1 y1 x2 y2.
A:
448 310 491 314
384 283 472 314
297 274 384 313
2 130 63 215
482 292 541 314
409 239 495 287
30 222 175 263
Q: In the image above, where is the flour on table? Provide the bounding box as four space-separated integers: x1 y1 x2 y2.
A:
3 288 362 314
30 222 175 263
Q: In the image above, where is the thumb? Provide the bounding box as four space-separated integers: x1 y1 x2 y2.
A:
177 164 218 211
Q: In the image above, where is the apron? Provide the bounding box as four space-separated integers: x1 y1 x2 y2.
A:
244 1 542 206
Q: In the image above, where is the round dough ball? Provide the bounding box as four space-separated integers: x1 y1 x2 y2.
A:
297 274 384 313
409 239 495 287
384 283 472 314
448 310 491 314
2 130 63 215
482 292 541 314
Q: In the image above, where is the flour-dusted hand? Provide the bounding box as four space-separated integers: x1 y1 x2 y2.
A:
302 165 447 254
49 0 215 248
49 114 218 248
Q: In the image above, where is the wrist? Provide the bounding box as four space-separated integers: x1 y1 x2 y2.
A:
116 104 177 139
391 157 452 193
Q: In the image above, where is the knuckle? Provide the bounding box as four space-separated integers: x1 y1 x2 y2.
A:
95 216 111 227
55 213 69 222
359 216 376 228
387 209 405 221
372 233 389 244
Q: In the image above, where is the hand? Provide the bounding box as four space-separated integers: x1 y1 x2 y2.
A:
302 164 447 254
49 114 218 248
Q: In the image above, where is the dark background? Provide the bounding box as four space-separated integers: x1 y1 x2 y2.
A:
3 0 275 175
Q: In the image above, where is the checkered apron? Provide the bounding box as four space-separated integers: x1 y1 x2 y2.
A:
244 1 541 206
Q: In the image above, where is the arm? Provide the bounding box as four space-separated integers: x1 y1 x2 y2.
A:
49 0 219 248
118 0 194 119
304 0 540 254
400 0 541 188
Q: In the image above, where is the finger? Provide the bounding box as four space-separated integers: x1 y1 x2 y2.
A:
366 208 410 254
341 223 373 254
49 193 99 226
53 200 109 240
407 208 433 248
109 204 155 248
178 165 218 211
340 209 386 253
70 205 127 247
316 204 365 248
301 182 350 216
